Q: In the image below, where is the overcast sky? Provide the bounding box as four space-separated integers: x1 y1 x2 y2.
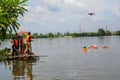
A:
18 0 120 34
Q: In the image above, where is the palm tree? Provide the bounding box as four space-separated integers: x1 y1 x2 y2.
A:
0 0 28 41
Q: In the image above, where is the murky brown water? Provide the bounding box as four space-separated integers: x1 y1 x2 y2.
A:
0 36 120 80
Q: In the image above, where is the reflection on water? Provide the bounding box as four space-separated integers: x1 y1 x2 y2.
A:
3 60 37 80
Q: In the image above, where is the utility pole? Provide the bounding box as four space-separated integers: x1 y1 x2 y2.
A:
79 24 82 34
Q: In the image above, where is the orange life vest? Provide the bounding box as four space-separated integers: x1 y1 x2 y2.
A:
15 39 19 47
19 38 24 46
11 39 15 45
26 35 31 43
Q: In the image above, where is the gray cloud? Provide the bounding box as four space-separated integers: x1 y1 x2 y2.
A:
19 0 120 33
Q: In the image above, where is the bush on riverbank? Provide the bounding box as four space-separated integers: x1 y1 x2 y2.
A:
0 48 10 61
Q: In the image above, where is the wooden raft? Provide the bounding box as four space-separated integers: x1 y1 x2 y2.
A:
7 54 48 60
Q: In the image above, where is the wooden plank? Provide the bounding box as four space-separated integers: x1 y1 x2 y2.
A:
6 54 48 60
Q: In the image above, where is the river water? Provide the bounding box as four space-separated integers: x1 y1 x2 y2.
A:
0 36 120 80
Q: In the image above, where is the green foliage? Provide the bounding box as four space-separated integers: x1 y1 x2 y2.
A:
81 32 88 36
115 30 120 35
0 0 28 41
31 32 100 38
88 32 99 36
64 32 71 36
106 30 112 36
98 28 106 36
71 33 81 37
55 32 63 37
0 0 28 60
0 48 8 61
32 33 39 38
47 32 54 38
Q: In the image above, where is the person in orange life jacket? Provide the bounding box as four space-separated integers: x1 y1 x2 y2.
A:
19 36 25 54
15 34 20 55
83 47 88 53
11 37 16 56
24 32 32 55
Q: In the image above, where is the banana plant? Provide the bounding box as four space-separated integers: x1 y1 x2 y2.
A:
0 0 28 42
0 0 28 59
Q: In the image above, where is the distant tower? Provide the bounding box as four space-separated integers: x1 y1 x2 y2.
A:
79 24 82 34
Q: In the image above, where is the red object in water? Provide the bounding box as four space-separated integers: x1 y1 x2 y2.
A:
103 45 108 48
92 45 97 49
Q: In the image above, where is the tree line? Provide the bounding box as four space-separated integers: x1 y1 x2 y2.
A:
31 28 120 38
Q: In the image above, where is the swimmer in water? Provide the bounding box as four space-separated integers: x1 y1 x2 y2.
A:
83 47 88 52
